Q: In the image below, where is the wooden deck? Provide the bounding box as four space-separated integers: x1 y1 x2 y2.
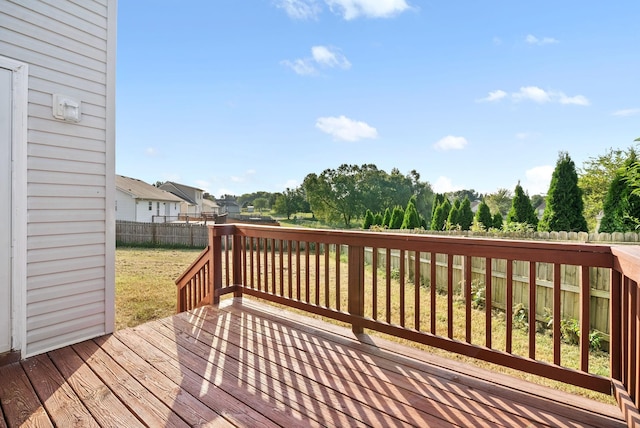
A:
0 298 626 428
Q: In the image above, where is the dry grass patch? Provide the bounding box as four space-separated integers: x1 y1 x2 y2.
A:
115 246 203 330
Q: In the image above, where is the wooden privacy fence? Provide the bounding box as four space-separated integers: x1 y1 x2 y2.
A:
365 249 612 342
116 220 208 247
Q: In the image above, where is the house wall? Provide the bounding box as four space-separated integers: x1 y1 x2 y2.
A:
135 200 180 223
1 0 116 357
115 190 136 222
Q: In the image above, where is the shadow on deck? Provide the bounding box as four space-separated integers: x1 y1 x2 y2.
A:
0 298 626 427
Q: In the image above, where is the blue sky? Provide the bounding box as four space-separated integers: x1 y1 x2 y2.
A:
116 1 640 198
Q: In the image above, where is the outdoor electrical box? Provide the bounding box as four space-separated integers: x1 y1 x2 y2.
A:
52 94 81 123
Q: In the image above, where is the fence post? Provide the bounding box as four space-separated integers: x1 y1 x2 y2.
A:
348 245 365 334
233 231 243 298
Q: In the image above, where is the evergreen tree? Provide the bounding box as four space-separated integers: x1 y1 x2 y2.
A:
599 153 640 232
389 206 405 229
401 199 421 229
431 194 444 222
431 199 450 231
492 212 503 230
447 205 460 229
382 208 392 227
506 182 538 228
474 200 493 230
459 197 474 230
538 152 588 232
374 212 384 226
363 209 375 229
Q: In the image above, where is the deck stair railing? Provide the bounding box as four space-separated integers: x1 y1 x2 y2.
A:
176 224 640 427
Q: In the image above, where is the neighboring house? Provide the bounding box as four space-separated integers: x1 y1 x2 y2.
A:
217 198 241 215
116 175 183 223
1 1 116 358
159 181 204 216
202 198 220 216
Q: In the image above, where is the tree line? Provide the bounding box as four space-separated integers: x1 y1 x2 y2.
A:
233 140 640 233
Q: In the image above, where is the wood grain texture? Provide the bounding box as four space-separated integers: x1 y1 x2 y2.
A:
0 298 627 427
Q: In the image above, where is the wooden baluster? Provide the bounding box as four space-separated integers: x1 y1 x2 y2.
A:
553 263 561 365
486 257 492 349
372 247 378 321
431 252 437 335
529 261 536 359
348 245 365 334
506 259 513 354
447 254 454 339
465 255 472 343
400 249 405 328
415 251 420 331
580 265 590 372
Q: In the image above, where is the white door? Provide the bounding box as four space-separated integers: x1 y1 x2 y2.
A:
0 67 12 353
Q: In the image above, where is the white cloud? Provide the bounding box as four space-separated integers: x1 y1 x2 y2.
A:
612 108 640 117
275 0 322 19
433 135 468 151
276 0 411 20
477 89 507 102
523 165 554 195
281 58 317 76
311 46 351 69
432 176 461 193
512 86 552 103
558 93 590 106
525 34 559 45
492 37 502 45
315 115 378 141
145 147 158 157
481 86 590 106
326 0 411 20
283 45 351 75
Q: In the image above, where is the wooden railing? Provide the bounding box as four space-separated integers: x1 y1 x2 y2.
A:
176 224 640 427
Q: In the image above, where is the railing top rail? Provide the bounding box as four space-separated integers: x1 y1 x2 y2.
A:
175 245 210 286
611 245 640 282
208 224 614 267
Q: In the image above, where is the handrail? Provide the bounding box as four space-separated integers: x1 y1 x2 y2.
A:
175 245 210 312
610 246 640 427
177 224 640 426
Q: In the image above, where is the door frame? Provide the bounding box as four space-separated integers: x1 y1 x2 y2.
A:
0 56 28 356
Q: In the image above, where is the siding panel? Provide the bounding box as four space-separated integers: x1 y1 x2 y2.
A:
1 0 115 356
27 278 104 304
27 267 105 291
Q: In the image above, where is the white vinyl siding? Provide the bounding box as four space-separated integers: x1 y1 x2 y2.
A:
115 189 136 221
1 0 116 356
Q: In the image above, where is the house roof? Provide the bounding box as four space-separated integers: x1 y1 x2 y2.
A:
202 199 219 210
159 181 203 205
116 175 184 202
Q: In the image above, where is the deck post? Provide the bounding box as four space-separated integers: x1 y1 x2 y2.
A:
210 226 222 305
348 245 365 334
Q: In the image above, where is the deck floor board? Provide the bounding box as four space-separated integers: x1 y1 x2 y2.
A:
0 298 627 427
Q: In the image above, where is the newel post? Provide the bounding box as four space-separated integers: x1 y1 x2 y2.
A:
210 226 222 305
348 244 365 334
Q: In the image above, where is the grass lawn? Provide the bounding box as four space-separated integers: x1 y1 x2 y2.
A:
115 246 204 330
